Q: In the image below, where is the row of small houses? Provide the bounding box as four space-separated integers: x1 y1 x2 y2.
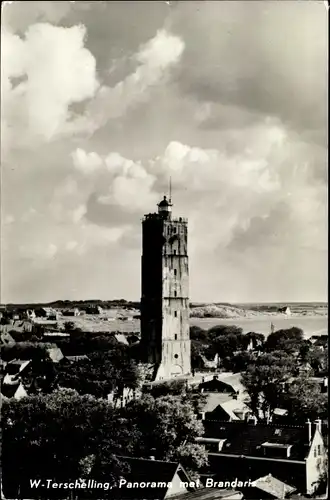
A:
0 305 104 322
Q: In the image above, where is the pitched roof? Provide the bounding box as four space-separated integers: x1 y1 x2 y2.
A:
200 373 245 394
114 333 129 345
105 456 190 499
216 374 245 393
252 474 296 498
47 347 64 362
8 359 31 372
273 408 288 417
203 421 310 461
65 355 89 362
1 382 28 400
0 331 15 345
203 394 233 413
3 373 20 385
219 400 249 420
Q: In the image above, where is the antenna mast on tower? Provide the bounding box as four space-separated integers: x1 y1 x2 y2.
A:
169 176 172 204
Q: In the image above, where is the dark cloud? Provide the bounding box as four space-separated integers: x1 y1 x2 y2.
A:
170 1 327 143
85 193 137 227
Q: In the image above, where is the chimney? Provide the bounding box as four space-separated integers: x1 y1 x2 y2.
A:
314 419 322 434
199 412 206 421
306 419 312 443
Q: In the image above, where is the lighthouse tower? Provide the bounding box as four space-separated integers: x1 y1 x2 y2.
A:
140 195 191 381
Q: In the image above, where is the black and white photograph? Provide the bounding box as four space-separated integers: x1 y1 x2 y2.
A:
1 1 328 499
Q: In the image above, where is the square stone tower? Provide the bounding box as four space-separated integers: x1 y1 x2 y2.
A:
140 196 191 381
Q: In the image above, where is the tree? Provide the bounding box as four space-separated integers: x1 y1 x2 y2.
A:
222 351 257 372
1 341 53 362
283 377 328 422
265 327 304 354
2 390 133 498
207 325 243 339
122 395 207 479
244 331 265 349
63 321 76 332
55 345 142 398
147 379 187 398
190 326 209 343
305 346 328 375
191 339 209 369
241 352 295 421
209 333 245 359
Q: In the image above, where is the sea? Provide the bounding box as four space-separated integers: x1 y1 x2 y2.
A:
190 315 328 338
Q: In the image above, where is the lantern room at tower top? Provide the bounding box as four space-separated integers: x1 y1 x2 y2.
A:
157 195 172 219
143 196 187 224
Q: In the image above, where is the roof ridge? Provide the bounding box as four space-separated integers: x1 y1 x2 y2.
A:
118 455 179 466
205 419 305 429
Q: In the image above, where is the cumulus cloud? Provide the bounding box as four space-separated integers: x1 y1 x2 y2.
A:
64 29 185 135
72 148 158 212
1 22 99 156
1 1 326 303
71 116 326 266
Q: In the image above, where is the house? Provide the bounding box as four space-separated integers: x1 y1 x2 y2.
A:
108 386 140 407
85 305 103 315
62 308 79 317
199 394 251 421
9 320 33 334
24 309 36 320
103 456 194 499
198 419 327 495
199 373 245 398
1 381 28 400
309 335 328 350
194 354 219 371
241 474 295 499
35 307 54 318
272 408 289 422
0 331 15 346
278 306 291 316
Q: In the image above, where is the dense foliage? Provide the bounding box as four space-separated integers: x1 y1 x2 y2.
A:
2 390 207 498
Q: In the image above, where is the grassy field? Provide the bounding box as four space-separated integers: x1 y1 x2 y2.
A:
51 303 327 338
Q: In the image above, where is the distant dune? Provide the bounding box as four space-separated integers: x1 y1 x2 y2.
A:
189 302 328 319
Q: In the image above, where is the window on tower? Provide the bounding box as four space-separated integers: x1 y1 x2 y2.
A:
173 249 177 255
174 269 177 276
175 334 177 340
174 291 177 297
174 354 178 359
174 311 177 317
173 227 177 233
